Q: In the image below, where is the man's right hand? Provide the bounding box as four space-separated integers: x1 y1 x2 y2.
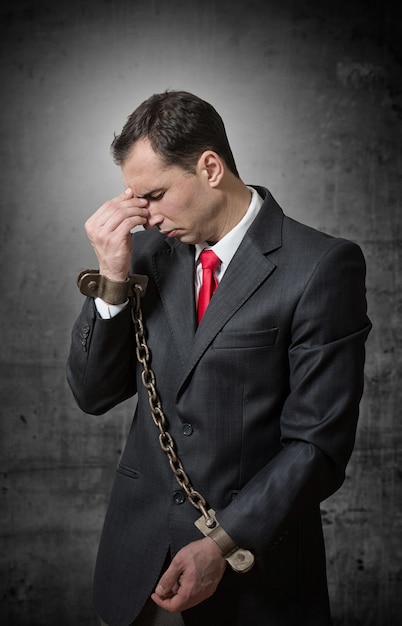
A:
85 188 149 282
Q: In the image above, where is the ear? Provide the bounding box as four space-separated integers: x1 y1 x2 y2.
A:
198 151 224 187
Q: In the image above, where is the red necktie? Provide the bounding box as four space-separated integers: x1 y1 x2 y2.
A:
197 250 221 323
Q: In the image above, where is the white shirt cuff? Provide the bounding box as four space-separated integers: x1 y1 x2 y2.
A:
95 297 128 319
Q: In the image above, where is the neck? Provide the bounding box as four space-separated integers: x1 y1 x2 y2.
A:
215 177 252 240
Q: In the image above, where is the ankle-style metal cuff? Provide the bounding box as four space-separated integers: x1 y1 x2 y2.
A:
194 509 255 573
77 270 148 304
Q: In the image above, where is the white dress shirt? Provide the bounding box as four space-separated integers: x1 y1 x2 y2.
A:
194 186 263 302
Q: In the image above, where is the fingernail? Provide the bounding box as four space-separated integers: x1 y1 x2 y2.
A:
125 187 132 195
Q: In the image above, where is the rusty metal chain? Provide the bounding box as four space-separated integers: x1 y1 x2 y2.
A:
131 286 216 528
129 284 256 572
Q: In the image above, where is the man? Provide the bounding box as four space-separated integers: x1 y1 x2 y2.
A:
67 90 371 626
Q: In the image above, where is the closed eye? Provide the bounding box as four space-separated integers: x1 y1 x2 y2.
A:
137 189 166 202
149 191 165 202
142 191 165 202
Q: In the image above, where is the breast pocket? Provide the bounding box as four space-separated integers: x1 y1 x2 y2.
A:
116 463 140 479
212 327 279 349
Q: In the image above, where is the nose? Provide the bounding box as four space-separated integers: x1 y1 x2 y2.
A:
145 204 163 229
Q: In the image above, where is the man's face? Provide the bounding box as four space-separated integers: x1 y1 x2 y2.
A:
121 138 225 245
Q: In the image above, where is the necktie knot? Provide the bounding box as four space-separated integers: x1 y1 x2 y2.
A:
197 250 221 323
200 249 220 272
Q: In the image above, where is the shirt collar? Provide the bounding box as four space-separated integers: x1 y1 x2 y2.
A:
195 186 263 273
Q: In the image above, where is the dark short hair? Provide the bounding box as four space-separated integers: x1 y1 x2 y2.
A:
111 90 239 177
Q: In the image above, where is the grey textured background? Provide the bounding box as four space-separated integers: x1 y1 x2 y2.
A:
1 1 401 624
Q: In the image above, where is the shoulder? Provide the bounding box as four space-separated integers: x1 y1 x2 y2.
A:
252 186 365 267
282 215 365 268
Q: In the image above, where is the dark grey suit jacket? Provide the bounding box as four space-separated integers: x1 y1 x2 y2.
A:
67 187 371 626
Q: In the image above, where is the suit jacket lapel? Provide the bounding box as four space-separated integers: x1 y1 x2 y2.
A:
178 188 284 393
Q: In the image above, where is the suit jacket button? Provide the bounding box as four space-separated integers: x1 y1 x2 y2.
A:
173 491 185 505
182 423 193 436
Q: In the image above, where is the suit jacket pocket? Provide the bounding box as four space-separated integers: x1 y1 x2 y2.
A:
212 327 279 349
116 463 140 479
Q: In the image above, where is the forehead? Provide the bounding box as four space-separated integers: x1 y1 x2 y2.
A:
121 138 164 184
121 138 175 193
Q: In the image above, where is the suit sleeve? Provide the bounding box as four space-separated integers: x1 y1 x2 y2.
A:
217 239 371 556
66 297 137 415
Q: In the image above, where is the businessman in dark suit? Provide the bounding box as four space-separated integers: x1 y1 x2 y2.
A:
67 91 371 626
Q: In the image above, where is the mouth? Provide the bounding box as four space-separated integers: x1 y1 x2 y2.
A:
161 229 178 238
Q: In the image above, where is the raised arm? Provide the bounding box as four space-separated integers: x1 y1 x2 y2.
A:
66 188 149 414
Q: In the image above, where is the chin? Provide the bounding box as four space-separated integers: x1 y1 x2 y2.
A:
176 234 194 244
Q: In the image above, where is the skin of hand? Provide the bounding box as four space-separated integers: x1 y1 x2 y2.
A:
85 188 149 282
151 537 227 613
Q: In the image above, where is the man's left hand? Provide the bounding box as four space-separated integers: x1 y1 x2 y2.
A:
151 537 227 613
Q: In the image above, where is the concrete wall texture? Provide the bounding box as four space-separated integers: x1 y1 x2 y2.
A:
0 0 401 624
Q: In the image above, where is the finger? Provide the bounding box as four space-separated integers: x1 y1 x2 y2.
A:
151 592 183 612
154 562 183 599
151 579 192 611
94 212 148 238
151 577 196 613
91 188 146 220
86 201 149 241
89 197 148 229
152 567 196 612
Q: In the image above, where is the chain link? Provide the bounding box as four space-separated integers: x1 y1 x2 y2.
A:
131 287 212 522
